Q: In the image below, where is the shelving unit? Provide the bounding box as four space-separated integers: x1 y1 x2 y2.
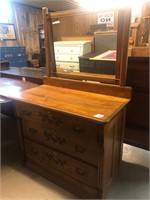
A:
0 46 27 67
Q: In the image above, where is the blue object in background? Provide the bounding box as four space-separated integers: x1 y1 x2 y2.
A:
0 46 27 67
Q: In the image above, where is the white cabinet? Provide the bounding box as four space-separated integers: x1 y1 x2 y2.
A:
56 62 79 71
54 41 92 72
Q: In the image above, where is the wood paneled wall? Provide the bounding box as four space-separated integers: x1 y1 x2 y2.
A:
0 3 42 60
141 1 150 44
0 2 149 62
53 13 97 40
52 11 118 41
133 1 150 46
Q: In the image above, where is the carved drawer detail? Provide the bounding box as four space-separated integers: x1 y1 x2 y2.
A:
28 127 38 135
16 102 99 166
16 103 62 126
74 144 86 154
24 139 97 188
24 139 41 161
44 151 66 167
38 110 62 126
21 109 32 117
44 130 66 145
22 119 98 166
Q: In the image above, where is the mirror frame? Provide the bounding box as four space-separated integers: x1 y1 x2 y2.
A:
42 7 131 86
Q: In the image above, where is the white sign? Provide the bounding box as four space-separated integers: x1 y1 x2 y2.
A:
97 11 114 27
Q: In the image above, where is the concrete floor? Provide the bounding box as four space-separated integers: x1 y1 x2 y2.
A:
1 115 150 199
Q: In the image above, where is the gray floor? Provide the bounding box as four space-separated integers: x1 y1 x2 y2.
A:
1 115 150 200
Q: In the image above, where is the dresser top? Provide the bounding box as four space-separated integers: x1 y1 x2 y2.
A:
13 84 129 123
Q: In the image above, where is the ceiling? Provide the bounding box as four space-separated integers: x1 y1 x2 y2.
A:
9 0 83 11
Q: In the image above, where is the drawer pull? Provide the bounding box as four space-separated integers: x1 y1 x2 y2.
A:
69 65 75 70
22 110 32 116
39 111 62 126
74 144 85 154
73 125 84 133
45 152 66 167
75 167 86 176
31 148 39 155
44 130 66 145
28 127 37 135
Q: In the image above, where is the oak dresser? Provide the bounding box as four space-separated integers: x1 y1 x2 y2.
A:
13 6 132 199
14 77 131 199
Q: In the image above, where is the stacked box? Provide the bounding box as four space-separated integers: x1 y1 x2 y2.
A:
0 46 27 67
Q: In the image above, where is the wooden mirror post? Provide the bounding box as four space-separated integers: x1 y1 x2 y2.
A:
116 8 131 86
42 7 56 77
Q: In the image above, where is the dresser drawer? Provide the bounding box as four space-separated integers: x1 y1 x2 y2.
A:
16 102 98 141
54 41 92 56
24 139 97 188
56 61 79 72
16 102 98 166
22 119 98 165
54 46 81 55
55 54 79 62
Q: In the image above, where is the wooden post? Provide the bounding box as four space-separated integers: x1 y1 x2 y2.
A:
47 13 57 75
116 8 131 86
42 7 56 77
42 7 51 77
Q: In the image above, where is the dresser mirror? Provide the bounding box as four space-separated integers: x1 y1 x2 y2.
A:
42 7 131 86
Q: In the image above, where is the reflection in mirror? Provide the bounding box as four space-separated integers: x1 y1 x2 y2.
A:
52 9 118 76
42 7 131 85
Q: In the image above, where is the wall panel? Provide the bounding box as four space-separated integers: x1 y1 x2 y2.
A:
0 3 42 61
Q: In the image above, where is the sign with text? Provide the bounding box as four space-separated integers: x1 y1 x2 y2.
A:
97 11 114 27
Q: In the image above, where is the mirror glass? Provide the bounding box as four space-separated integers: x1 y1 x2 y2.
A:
43 7 131 85
52 9 119 78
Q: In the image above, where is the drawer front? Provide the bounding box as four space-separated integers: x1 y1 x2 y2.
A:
24 139 97 188
54 46 81 55
55 54 79 62
16 102 98 166
22 119 98 165
56 62 79 72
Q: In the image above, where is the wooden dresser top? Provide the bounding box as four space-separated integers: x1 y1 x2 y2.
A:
14 84 130 123
0 78 38 98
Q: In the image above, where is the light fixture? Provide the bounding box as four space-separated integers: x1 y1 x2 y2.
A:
52 20 60 25
0 0 11 23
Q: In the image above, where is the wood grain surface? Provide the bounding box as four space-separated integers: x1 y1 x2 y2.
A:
0 78 38 98
14 84 129 123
